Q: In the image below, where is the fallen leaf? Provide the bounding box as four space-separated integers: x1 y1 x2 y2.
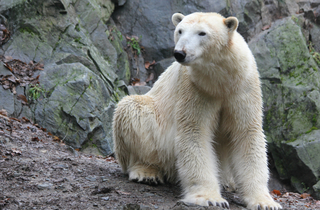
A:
262 25 271 31
53 136 60 141
22 117 30 122
133 81 146 86
271 189 281 196
31 137 40 141
3 62 12 71
10 117 20 122
11 148 22 155
0 109 8 116
145 61 151 69
12 86 16 94
130 78 140 86
17 94 28 104
144 60 156 69
300 193 310 199
7 75 16 83
4 56 13 62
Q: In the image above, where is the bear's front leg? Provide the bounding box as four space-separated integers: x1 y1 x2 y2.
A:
175 113 229 208
226 96 282 210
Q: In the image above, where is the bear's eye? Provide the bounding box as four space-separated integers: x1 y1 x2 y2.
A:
199 32 206 36
178 29 182 34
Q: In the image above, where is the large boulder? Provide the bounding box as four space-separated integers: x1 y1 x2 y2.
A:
0 0 130 155
249 17 320 198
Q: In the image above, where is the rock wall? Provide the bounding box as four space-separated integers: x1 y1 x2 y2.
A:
249 16 320 198
0 0 130 155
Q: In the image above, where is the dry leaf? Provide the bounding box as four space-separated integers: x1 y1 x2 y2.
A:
31 137 40 141
0 109 8 116
7 75 16 83
3 62 12 71
10 117 20 122
11 148 22 155
12 86 16 94
17 94 28 104
262 25 271 31
144 60 156 69
53 136 60 141
130 78 140 86
300 193 310 199
272 189 281 196
22 117 30 122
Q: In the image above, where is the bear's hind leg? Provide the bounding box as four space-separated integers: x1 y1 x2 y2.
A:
128 164 164 185
113 95 166 185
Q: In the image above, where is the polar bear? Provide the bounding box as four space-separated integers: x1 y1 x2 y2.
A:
113 12 282 210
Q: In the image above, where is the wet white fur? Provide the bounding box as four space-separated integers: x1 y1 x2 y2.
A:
113 12 282 210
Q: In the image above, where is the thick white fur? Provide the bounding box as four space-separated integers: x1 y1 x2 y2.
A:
113 12 282 210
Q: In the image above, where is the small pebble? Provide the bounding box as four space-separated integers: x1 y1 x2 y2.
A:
37 183 53 190
85 176 97 182
101 197 109 201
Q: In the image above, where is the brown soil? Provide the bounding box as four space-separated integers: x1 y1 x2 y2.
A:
1 111 320 210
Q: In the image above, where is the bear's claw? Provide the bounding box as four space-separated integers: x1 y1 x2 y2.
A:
207 200 230 208
214 201 229 209
255 204 282 210
131 177 161 185
128 166 164 185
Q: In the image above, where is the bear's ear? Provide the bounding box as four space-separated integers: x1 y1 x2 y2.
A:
172 13 185 26
223 17 239 32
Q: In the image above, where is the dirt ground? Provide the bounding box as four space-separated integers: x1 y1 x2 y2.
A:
1 111 320 210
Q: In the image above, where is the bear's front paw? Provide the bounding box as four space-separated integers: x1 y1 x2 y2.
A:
247 197 282 210
181 193 229 209
128 165 164 185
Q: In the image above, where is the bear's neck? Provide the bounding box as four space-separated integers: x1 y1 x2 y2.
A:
187 58 247 98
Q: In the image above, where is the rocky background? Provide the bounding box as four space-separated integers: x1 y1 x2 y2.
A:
1 0 320 203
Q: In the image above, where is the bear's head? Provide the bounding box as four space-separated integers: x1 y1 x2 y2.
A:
172 12 238 66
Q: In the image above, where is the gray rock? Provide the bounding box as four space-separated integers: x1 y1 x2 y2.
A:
154 57 176 79
0 0 130 156
0 86 15 116
112 0 297 65
37 183 53 190
310 24 320 52
112 0 227 61
85 175 97 182
249 17 320 198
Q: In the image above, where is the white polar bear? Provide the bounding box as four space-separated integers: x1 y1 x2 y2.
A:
113 12 282 210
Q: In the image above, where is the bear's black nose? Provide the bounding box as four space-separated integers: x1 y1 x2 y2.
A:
174 50 186 62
